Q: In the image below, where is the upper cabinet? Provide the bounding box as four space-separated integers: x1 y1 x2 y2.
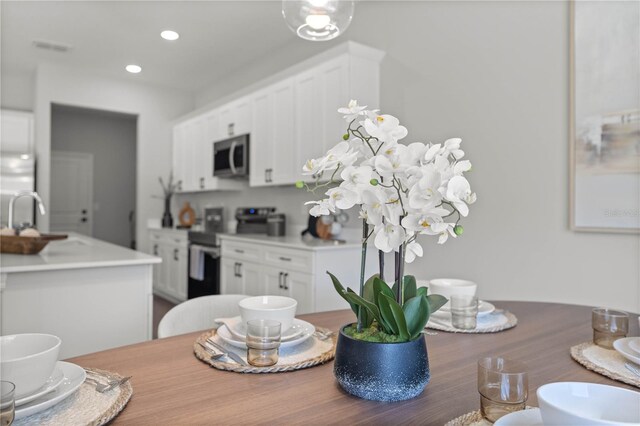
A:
172 41 385 192
1 110 34 153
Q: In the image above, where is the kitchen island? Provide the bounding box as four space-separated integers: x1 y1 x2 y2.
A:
0 233 160 358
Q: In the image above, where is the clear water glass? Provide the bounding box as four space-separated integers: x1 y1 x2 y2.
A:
450 295 478 329
0 381 15 426
246 319 281 367
478 357 528 423
592 308 628 349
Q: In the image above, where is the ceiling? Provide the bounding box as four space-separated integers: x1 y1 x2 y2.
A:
0 1 302 92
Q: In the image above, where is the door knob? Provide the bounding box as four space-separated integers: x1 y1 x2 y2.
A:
81 209 87 214
81 217 88 223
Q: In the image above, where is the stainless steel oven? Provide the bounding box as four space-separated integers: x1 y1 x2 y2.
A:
213 134 249 178
187 208 223 299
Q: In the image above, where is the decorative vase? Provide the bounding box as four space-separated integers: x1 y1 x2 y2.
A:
162 196 173 228
333 325 430 402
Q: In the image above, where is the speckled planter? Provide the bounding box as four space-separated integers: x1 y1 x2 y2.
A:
333 325 430 402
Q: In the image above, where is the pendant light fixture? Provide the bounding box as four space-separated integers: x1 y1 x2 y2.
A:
282 0 355 42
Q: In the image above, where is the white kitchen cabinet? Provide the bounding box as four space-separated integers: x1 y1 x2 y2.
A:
149 229 188 303
220 257 262 296
218 96 252 139
263 266 313 313
1 109 34 153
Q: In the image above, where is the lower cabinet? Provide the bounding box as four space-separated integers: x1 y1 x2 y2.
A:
149 230 188 303
220 258 261 296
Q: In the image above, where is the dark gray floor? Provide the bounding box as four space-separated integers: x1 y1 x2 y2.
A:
153 295 176 339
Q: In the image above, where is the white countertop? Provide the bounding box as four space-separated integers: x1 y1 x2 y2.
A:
1 233 161 273
218 233 364 251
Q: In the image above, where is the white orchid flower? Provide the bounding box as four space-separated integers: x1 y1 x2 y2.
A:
437 226 457 244
424 143 443 163
305 199 333 217
453 160 472 175
363 114 408 143
302 157 328 176
340 165 373 190
405 241 424 263
374 222 406 253
443 138 465 160
408 165 443 210
401 208 451 235
445 176 472 217
338 100 367 121
361 188 387 226
326 186 359 211
374 154 407 178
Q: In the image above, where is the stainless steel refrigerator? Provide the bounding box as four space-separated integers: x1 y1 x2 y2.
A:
1 153 36 227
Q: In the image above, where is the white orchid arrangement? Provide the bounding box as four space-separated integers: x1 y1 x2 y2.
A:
300 101 476 338
303 100 476 263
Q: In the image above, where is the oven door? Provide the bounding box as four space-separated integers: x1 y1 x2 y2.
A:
213 134 249 177
188 245 220 299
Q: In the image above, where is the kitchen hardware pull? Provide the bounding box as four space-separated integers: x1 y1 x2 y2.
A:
283 273 289 290
234 262 239 277
81 209 87 214
237 263 242 278
173 248 179 261
228 123 234 136
278 272 283 289
199 177 204 189
81 217 88 223
177 182 182 191
269 169 273 182
229 140 238 175
234 249 244 254
278 256 292 262
264 169 268 183
153 244 158 256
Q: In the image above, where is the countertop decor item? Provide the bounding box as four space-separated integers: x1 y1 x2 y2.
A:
155 171 181 229
570 341 640 388
300 100 476 401
178 202 195 228
192 327 336 374
0 233 67 254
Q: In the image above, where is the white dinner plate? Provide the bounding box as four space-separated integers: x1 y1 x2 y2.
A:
14 361 86 421
627 337 640 355
613 337 640 365
215 316 303 342
494 408 543 426
216 319 315 349
15 366 65 407
432 301 496 318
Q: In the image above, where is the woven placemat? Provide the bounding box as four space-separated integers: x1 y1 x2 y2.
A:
427 311 518 334
570 342 640 388
444 406 536 426
194 327 336 373
14 367 132 426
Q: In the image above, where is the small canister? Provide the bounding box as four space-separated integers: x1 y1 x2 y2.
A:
267 213 286 237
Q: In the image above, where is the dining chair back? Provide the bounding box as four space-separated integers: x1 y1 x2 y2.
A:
157 294 248 338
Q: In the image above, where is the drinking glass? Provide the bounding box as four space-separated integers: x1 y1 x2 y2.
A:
0 381 15 426
592 308 628 349
450 295 478 329
478 357 528 423
246 319 281 367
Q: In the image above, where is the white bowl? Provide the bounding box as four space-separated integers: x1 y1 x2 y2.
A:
238 296 297 332
1 334 61 398
428 279 477 306
537 382 640 425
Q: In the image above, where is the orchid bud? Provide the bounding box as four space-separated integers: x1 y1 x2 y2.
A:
370 179 379 186
454 225 464 236
343 133 349 140
295 181 304 189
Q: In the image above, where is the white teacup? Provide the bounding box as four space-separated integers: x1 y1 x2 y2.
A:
238 296 297 332
428 279 477 309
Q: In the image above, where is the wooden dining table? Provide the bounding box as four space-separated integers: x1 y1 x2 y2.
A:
69 301 639 425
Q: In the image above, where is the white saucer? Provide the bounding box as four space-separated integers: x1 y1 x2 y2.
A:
613 337 640 365
217 319 315 349
15 366 65 406
627 337 640 354
433 301 496 318
494 408 543 426
14 361 86 421
216 316 303 342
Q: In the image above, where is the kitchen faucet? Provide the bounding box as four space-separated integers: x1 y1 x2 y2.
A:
8 190 46 229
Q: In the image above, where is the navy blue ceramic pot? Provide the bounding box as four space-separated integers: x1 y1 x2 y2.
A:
333 324 430 402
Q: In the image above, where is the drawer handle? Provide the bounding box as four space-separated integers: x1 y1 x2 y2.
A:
279 256 292 262
283 272 289 290
278 272 284 289
173 248 179 261
235 249 245 254
153 244 158 256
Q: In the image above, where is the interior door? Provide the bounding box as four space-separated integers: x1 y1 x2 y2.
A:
50 151 93 235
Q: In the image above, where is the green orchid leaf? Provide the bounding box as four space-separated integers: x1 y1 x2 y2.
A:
344 288 384 328
427 294 448 314
403 295 430 339
377 292 399 335
380 294 410 340
373 277 395 305
327 272 358 317
416 286 428 298
363 274 379 303
403 275 417 303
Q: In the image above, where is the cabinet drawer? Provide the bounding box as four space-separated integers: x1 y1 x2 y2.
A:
263 247 313 273
149 230 188 247
221 240 261 262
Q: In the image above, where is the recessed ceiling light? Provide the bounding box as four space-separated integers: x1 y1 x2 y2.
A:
161 30 180 41
126 64 142 74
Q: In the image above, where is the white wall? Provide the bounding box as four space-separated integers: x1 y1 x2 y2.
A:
0 70 34 111
34 63 193 252
189 1 639 313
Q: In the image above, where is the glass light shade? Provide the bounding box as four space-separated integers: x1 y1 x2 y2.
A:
282 0 355 41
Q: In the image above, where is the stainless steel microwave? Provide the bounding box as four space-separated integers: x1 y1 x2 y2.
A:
213 134 249 178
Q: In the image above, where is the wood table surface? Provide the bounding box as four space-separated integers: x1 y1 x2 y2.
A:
68 301 639 425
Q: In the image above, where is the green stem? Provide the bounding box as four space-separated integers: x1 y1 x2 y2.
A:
357 220 369 332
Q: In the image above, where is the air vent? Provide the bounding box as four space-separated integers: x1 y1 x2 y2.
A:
32 39 72 52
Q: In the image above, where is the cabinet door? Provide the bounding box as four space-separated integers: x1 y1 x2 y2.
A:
220 258 239 294
0 110 34 152
172 125 187 193
250 89 273 187
167 246 187 302
285 271 313 314
318 54 350 154
233 97 252 136
240 261 263 296
202 111 219 189
295 70 322 183
157 245 172 296
182 118 203 192
150 242 163 291
270 78 296 185
263 266 287 296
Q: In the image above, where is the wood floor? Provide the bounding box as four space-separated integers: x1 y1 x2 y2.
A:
153 295 176 338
